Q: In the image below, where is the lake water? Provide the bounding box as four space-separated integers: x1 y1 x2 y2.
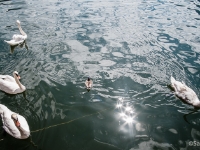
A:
0 0 200 150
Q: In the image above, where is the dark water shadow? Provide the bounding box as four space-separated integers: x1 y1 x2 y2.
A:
4 90 28 102
1 90 32 116
0 0 10 4
183 109 199 124
0 130 40 150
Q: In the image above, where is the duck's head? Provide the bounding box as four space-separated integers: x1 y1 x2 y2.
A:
13 71 21 79
11 114 20 127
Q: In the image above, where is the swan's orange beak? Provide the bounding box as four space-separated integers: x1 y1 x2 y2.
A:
17 75 21 80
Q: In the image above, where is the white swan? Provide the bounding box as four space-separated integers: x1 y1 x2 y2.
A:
0 71 26 94
4 20 27 46
85 77 93 91
0 104 30 139
170 76 200 108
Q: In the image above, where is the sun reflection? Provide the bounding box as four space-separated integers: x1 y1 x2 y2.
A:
116 97 135 125
115 97 136 138
118 97 123 102
125 117 133 123
116 98 138 127
120 112 126 117
125 106 131 112
116 103 122 108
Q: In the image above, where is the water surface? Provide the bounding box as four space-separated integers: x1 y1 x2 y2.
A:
0 0 200 150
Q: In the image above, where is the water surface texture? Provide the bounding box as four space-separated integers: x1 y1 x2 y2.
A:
0 0 200 150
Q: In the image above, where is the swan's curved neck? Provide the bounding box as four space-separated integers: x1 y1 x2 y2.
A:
14 74 23 90
17 23 26 36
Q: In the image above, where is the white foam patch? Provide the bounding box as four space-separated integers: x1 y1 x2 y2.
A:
112 52 124 57
66 40 88 52
101 47 109 53
135 123 145 131
130 139 174 150
99 60 116 66
169 128 178 134
62 54 70 58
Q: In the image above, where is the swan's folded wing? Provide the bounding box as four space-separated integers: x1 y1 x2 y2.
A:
18 115 30 138
0 75 15 82
18 115 30 133
0 79 20 94
12 34 26 41
2 114 21 139
4 39 24 46
174 81 187 92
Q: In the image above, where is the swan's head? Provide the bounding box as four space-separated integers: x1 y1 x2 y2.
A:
16 20 21 25
11 114 20 127
13 71 21 79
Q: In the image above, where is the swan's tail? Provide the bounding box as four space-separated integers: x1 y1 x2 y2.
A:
4 39 23 46
4 40 14 45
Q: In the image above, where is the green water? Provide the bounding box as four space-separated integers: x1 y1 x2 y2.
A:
0 0 200 150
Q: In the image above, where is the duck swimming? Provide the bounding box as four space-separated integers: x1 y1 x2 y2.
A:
170 76 200 108
4 20 27 46
85 77 93 91
0 104 30 139
0 71 26 94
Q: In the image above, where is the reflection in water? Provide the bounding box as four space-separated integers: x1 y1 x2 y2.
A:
183 110 199 124
10 40 28 54
116 98 135 124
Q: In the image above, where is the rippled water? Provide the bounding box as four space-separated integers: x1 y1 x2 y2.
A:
0 0 200 150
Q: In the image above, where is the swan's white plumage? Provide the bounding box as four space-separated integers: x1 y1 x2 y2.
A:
0 75 15 83
4 20 27 46
0 104 30 139
0 71 26 94
170 76 200 108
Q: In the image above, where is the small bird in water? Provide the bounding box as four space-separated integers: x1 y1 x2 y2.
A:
85 77 93 91
170 76 200 109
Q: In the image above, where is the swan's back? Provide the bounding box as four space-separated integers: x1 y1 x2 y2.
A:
0 104 30 139
0 78 21 94
12 34 26 42
0 75 15 82
0 73 26 94
170 76 199 106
